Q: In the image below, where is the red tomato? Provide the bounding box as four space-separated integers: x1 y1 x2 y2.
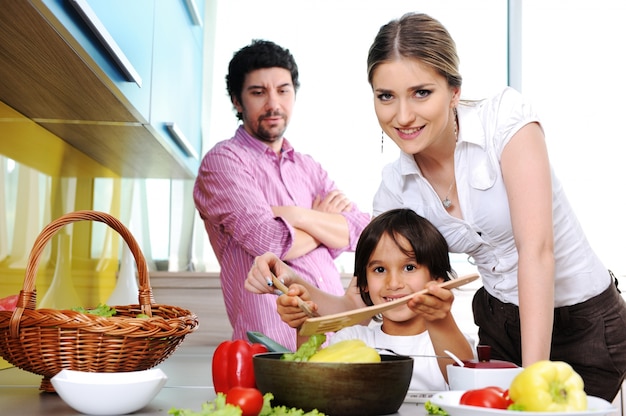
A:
460 386 510 409
502 388 514 407
226 386 264 416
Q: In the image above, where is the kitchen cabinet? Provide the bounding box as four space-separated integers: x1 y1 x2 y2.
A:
151 0 204 160
41 0 154 120
0 0 205 178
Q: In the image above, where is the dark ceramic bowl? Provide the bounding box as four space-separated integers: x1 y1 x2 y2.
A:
253 352 413 416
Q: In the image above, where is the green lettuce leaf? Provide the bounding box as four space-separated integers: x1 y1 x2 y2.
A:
168 393 241 416
169 393 325 416
424 400 449 416
72 303 116 317
280 334 326 362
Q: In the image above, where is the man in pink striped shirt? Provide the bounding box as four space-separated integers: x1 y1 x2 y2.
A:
193 40 370 350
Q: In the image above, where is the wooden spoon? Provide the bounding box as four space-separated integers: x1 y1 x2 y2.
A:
298 273 479 336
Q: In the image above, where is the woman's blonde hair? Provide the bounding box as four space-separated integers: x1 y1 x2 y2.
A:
367 12 462 89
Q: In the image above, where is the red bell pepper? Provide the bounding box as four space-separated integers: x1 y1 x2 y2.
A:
212 339 268 394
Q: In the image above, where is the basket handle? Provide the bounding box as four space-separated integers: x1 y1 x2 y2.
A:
10 210 154 337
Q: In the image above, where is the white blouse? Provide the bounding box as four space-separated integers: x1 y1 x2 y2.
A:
373 87 609 307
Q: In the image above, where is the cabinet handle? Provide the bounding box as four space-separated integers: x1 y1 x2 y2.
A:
184 0 203 26
165 122 199 160
68 0 143 87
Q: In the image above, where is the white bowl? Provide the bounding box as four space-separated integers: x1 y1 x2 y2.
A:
51 368 167 415
447 364 522 391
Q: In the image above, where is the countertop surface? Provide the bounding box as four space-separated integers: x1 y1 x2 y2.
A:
0 344 431 416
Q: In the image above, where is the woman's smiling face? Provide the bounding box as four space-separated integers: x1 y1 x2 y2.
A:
365 232 433 327
371 58 459 156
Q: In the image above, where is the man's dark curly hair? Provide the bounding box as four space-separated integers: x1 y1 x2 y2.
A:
226 39 300 120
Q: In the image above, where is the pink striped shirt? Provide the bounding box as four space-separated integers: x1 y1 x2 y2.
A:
193 126 370 350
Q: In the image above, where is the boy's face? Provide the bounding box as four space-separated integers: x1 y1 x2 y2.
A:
364 233 433 329
233 67 295 152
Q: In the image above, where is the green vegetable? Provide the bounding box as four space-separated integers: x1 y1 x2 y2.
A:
169 393 325 416
424 400 449 416
281 334 326 362
72 303 116 317
169 393 240 416
259 393 325 416
508 402 526 411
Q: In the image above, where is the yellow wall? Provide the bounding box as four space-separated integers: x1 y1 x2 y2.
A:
1 101 122 369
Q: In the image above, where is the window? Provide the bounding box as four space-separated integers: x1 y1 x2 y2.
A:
520 0 626 274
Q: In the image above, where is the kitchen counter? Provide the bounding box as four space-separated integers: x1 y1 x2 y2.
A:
0 345 430 415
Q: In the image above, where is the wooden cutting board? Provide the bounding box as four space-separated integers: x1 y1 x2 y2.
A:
298 273 479 336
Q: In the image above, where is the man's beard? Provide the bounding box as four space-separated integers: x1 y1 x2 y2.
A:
255 112 286 142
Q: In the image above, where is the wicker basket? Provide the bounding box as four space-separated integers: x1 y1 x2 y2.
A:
0 210 199 392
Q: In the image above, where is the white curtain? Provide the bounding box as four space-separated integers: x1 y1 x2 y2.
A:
6 163 50 269
0 160 214 274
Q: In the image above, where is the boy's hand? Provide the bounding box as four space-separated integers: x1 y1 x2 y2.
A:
406 281 454 321
276 284 318 328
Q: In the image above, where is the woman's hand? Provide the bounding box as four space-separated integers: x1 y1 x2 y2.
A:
245 252 365 322
245 253 318 328
245 252 302 294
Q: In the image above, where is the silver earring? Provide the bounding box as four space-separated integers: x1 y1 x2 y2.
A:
381 131 384 153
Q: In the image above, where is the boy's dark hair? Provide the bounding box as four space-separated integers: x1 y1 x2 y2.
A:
354 208 453 306
226 39 300 120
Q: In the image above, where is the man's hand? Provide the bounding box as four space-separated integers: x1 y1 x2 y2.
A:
272 190 354 252
312 190 353 213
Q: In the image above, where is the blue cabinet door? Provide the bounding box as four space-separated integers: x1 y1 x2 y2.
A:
42 0 154 122
151 0 203 168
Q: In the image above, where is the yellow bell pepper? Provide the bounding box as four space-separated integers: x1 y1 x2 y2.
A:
508 360 587 412
308 340 381 363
